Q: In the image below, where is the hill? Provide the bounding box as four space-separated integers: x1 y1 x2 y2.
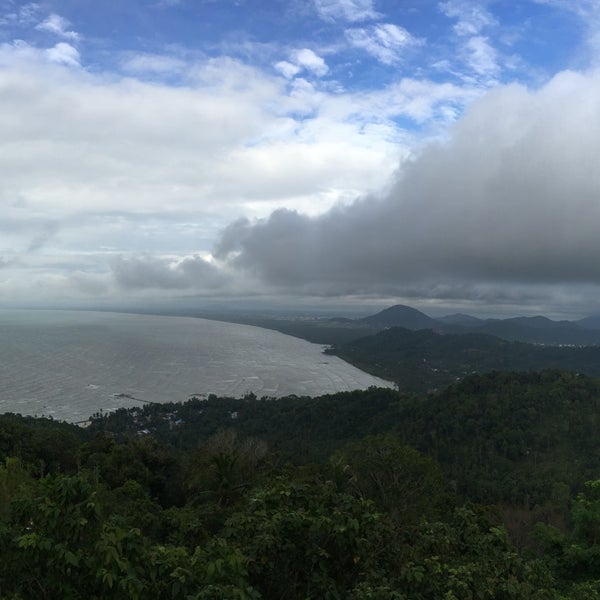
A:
359 304 440 329
471 316 600 345
85 370 600 505
576 314 600 330
199 303 600 346
358 304 600 345
326 326 600 393
4 371 600 596
393 370 600 506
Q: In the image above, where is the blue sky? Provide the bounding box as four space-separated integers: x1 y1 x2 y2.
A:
1 0 600 316
9 1 585 87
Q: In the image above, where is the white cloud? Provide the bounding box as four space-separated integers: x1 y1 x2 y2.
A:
275 48 328 79
35 13 79 41
19 3 42 24
0 39 39 62
464 36 499 78
314 0 381 22
121 52 187 75
361 77 482 125
294 48 329 76
45 42 80 66
274 60 301 79
438 0 496 36
214 68 600 310
345 23 423 64
0 39 80 67
0 3 41 27
0 0 596 310
438 1 500 84
2 45 463 299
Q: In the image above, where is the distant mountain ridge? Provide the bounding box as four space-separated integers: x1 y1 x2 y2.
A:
437 313 484 327
202 304 600 349
576 315 600 330
358 304 600 346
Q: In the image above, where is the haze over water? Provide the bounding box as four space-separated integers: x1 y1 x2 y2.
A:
0 310 390 422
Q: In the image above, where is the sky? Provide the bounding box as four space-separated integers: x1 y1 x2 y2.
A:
1 0 600 317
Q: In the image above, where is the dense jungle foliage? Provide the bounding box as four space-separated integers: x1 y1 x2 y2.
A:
3 370 600 597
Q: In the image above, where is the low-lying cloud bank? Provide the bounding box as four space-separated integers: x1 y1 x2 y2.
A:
110 255 230 291
212 68 600 310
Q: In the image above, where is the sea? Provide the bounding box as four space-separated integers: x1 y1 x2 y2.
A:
0 309 391 422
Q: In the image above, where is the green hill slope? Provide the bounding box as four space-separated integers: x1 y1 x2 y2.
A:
327 326 600 392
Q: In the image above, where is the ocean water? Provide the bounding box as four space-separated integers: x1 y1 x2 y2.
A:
0 309 391 422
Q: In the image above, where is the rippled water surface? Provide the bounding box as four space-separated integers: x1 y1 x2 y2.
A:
0 310 391 422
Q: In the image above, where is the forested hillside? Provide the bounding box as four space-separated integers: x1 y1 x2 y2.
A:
327 326 600 392
2 371 600 597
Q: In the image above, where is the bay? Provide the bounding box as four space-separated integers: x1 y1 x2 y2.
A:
0 309 391 422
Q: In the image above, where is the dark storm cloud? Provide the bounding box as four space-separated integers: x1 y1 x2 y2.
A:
216 70 600 298
111 254 228 291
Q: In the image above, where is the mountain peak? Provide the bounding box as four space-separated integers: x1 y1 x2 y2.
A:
360 304 439 330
